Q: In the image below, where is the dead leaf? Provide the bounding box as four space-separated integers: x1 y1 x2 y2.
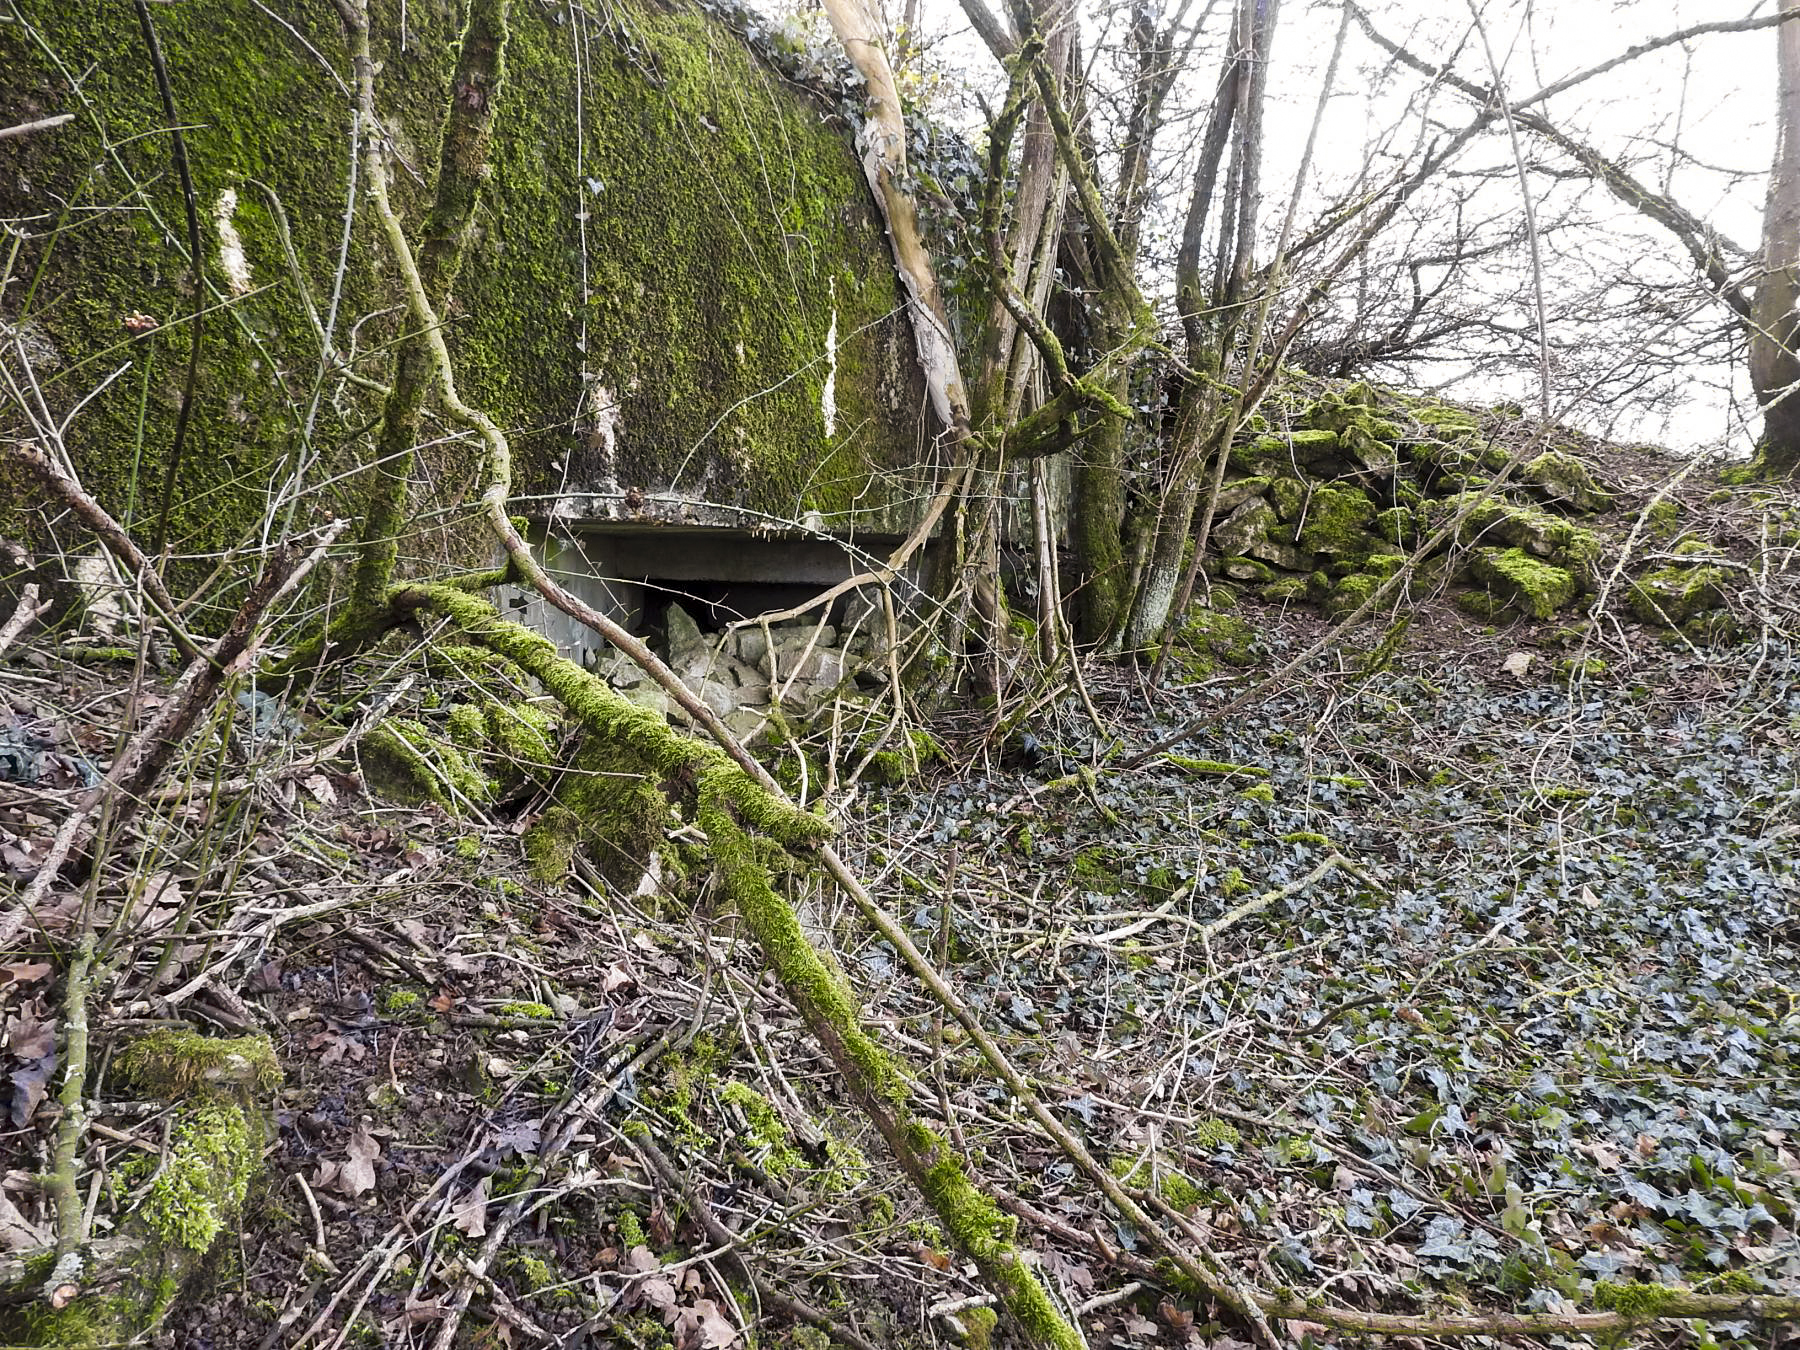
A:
1 963 52 987
1123 1314 1157 1336
676 1298 738 1350
1501 651 1534 680
624 1245 660 1274
335 1124 380 1198
493 1118 542 1158
450 1177 490 1237
1158 1300 1193 1331
429 989 456 1013
0 1191 47 1250
639 1275 678 1316
601 963 635 994
9 1015 55 1061
303 774 337 806
648 1203 674 1247
9 1058 52 1125
915 1245 952 1272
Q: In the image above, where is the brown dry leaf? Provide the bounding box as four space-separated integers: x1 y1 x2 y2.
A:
8 1015 54 1061
449 1176 490 1237
1123 1314 1158 1337
640 1275 679 1316
647 1204 674 1247
1158 1300 1193 1331
915 1245 952 1272
428 989 456 1014
1 963 52 987
676 1298 738 1350
303 774 337 806
0 1191 47 1250
624 1245 660 1275
601 963 635 994
9 1060 52 1127
335 1124 380 1198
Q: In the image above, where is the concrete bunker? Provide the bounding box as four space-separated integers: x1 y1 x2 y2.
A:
510 523 918 665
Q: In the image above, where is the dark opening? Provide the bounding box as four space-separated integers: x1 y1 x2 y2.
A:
639 578 850 633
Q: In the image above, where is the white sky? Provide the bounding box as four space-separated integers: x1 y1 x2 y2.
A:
803 0 1787 452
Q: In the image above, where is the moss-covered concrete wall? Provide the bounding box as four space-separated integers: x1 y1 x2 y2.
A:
0 0 929 574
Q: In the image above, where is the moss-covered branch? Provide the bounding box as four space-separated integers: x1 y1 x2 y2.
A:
347 0 511 616
698 779 1082 1350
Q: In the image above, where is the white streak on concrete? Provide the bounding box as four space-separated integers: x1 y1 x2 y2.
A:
821 278 839 438
214 188 253 295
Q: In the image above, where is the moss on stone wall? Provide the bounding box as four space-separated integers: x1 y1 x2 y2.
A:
0 0 924 586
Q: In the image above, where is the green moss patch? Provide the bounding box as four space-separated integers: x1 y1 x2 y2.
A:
1628 561 1733 626
1466 547 1578 620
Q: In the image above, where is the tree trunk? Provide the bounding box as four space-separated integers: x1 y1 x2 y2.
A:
1753 0 1800 476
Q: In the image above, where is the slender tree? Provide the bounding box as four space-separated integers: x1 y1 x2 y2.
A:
1753 0 1800 476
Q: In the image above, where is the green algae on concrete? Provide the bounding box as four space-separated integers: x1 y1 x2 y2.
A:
0 0 927 574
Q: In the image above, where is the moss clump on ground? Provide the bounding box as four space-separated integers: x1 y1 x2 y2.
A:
116 1030 281 1097
960 1304 999 1350
1522 450 1613 511
1466 547 1578 620
721 1081 805 1175
1072 846 1124 895
1628 561 1733 626
1171 605 1259 680
136 1104 258 1252
1325 572 1382 618
1108 1154 1209 1210
1193 1117 1241 1148
861 728 947 787
362 718 495 810
6 1032 283 1345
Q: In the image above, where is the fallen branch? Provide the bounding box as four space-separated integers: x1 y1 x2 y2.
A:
0 112 74 142
0 520 344 950
6 441 204 662
631 1129 884 1350
0 582 50 657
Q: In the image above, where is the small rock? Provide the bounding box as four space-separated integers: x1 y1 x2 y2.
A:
724 705 773 745
619 683 668 719
1214 499 1276 557
698 679 737 719
664 604 710 672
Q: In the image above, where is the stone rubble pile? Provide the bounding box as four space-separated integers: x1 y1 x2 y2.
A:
587 600 889 743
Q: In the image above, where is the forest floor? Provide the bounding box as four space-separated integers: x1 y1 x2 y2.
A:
1 463 1796 1350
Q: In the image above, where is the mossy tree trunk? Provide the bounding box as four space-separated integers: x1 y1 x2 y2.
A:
1120 0 1275 651
348 0 510 617
1752 0 1800 478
